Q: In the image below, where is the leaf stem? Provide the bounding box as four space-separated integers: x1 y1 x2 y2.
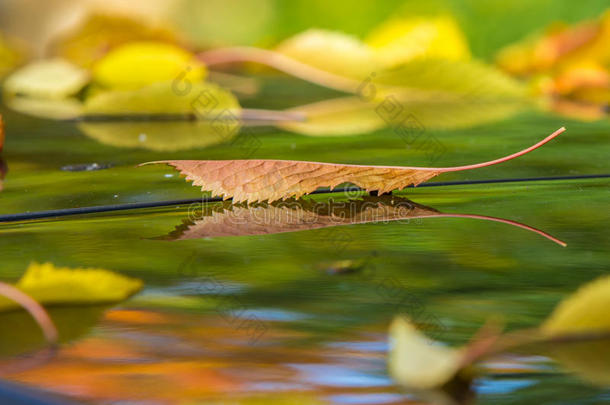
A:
0 282 58 344
198 46 362 93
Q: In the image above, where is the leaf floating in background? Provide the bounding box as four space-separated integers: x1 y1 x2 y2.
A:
365 15 471 67
92 41 206 89
5 97 84 120
388 317 468 390
275 29 379 80
0 262 142 312
84 81 239 116
3 59 89 99
542 275 610 336
281 94 525 136
51 14 179 68
162 195 565 246
0 33 22 79
142 127 565 203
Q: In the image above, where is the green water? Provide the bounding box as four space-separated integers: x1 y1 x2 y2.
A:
0 79 609 404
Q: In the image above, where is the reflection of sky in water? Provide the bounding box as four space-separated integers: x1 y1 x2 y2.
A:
327 340 388 352
288 364 391 387
235 308 309 321
328 393 405 404
475 378 536 395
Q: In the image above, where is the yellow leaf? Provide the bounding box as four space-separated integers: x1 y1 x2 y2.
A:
84 81 238 116
388 317 464 389
0 262 142 312
5 96 83 120
275 29 379 80
366 15 470 67
3 59 89 99
92 41 206 89
0 33 22 79
542 275 610 335
52 14 178 68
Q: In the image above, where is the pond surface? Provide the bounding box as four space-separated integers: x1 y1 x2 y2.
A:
0 81 609 404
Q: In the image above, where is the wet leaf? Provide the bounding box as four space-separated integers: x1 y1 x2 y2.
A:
3 59 89 99
51 14 178 68
142 127 564 203
92 41 206 89
79 120 239 152
84 81 238 116
365 15 470 67
0 262 142 312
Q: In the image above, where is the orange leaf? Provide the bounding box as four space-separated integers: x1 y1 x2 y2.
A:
142 127 565 204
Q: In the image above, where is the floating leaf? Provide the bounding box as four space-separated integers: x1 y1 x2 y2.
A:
542 275 610 336
0 262 142 311
388 317 466 390
3 59 89 99
162 195 565 245
79 120 239 152
92 41 206 89
51 14 178 68
84 81 238 116
5 96 83 120
281 94 525 136
0 33 21 79
365 15 470 67
275 29 378 80
141 127 565 203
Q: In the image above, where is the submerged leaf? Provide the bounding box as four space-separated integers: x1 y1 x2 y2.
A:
84 81 239 116
92 41 206 89
142 127 565 203
3 59 89 99
0 262 142 311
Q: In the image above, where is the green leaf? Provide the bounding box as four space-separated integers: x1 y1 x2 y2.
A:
3 59 89 99
0 262 142 311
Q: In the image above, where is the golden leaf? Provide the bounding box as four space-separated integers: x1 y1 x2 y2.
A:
92 41 206 89
3 59 89 99
542 275 610 335
141 127 565 203
0 262 142 312
388 317 465 390
275 29 378 80
51 14 178 68
365 15 470 67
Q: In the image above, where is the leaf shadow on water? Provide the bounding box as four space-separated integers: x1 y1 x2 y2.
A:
155 195 566 247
